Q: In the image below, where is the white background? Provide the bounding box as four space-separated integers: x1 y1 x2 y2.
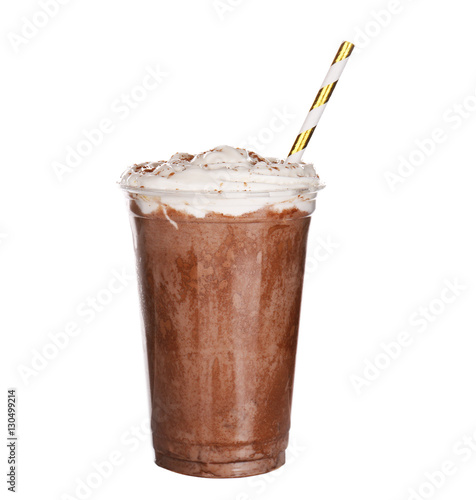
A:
2 0 476 499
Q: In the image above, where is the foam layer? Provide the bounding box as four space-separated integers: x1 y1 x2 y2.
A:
119 146 323 217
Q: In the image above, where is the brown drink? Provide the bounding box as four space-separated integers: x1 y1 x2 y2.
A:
120 146 321 478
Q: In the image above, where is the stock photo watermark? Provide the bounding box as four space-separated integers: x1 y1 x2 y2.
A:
238 107 296 153
51 64 168 182
384 84 476 191
305 234 340 278
213 0 246 21
350 278 467 395
61 417 150 500
233 439 306 500
404 426 476 500
7 0 72 53
16 267 133 385
6 389 18 493
353 0 417 52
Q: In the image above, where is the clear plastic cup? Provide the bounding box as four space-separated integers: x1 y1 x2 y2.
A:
122 187 317 478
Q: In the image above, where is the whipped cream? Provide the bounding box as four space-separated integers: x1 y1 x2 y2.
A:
120 146 323 217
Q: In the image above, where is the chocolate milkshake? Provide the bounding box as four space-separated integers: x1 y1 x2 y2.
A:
120 146 323 478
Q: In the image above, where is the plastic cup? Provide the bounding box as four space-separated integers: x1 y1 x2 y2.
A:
122 187 317 478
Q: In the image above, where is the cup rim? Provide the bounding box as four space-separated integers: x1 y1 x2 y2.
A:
118 183 323 199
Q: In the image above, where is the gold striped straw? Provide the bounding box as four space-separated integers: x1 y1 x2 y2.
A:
287 41 354 163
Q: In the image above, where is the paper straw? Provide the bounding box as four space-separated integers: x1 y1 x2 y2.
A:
287 41 354 163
